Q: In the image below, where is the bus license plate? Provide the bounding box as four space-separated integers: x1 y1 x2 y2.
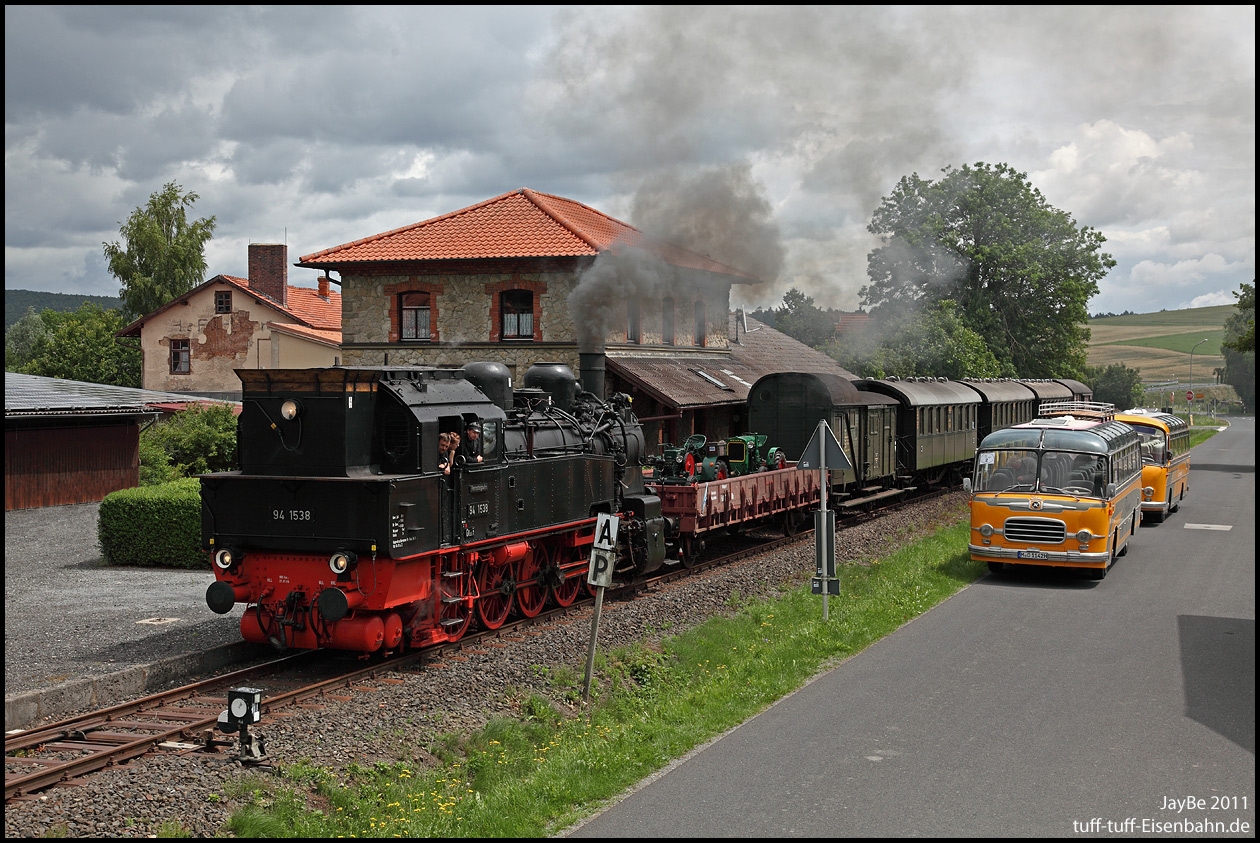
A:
1017 549 1049 560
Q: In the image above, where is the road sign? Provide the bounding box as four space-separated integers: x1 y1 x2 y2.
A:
587 514 619 588
796 421 852 471
1186 390 1194 401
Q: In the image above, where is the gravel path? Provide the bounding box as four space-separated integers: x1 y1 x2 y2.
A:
4 492 968 838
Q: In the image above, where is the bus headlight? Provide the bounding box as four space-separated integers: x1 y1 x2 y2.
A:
214 547 242 570
1076 529 1093 542
1142 486 1154 501
979 523 994 538
329 551 357 575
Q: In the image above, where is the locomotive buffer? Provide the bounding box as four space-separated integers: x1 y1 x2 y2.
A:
797 421 852 620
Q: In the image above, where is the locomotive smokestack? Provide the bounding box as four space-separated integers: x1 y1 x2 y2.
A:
579 342 606 401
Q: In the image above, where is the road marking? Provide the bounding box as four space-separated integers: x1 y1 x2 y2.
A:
1183 523 1232 531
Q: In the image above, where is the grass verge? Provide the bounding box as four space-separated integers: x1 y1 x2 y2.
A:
220 520 983 838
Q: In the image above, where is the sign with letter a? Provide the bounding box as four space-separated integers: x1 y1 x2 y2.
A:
587 513 619 588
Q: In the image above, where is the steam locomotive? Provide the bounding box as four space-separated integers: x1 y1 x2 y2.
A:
202 361 665 653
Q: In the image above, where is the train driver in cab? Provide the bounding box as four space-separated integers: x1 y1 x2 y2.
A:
460 421 484 464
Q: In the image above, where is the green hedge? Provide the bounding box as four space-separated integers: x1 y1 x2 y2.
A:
98 477 208 569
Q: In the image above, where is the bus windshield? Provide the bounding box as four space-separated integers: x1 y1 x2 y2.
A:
974 449 1108 495
1130 425 1166 465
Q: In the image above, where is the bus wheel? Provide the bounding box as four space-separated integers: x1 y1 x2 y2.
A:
1152 493 1170 524
987 562 1005 575
1086 565 1107 581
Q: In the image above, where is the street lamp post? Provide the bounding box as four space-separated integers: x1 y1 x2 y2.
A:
1190 338 1208 413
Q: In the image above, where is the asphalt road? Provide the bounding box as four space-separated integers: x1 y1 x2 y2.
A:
567 419 1255 837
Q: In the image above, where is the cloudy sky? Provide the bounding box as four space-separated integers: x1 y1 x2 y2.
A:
5 6 1254 316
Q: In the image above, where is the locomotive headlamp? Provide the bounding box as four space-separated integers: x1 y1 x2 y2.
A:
329 550 358 575
214 547 242 569
280 399 301 421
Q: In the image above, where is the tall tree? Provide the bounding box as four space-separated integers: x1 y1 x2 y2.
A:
774 287 835 348
863 162 1113 378
17 303 140 387
1085 362 1144 409
103 181 216 320
1221 281 1255 411
824 300 1002 379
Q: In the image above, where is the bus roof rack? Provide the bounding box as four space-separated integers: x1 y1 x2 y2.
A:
1038 401 1116 421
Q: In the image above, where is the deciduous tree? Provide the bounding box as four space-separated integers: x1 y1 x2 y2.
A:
15 303 140 387
103 182 216 320
773 288 835 349
1085 362 1144 410
824 300 1002 379
1221 280 1255 410
863 162 1113 379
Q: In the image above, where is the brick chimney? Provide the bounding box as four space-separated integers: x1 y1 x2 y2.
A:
318 276 330 299
247 243 288 308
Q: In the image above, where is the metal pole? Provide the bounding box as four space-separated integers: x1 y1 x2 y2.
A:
582 585 605 705
1190 338 1208 417
819 419 828 621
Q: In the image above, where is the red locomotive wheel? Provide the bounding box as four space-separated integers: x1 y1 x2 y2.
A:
550 548 584 607
476 562 514 630
515 546 546 618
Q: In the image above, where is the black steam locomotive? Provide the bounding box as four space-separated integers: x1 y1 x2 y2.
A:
202 361 664 653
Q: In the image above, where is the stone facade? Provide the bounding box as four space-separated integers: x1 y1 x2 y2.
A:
339 259 733 383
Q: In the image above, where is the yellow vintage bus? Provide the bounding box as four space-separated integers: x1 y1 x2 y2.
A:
1115 409 1191 523
965 403 1143 579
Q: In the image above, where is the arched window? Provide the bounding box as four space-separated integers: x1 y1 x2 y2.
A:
400 292 431 341
627 299 641 344
501 290 533 340
662 298 675 345
693 300 706 347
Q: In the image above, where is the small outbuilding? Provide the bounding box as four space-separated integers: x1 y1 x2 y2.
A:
4 372 230 510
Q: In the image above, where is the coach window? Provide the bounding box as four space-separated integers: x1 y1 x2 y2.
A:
170 339 191 374
400 292 431 341
627 299 641 344
662 298 675 345
215 290 232 314
501 290 533 340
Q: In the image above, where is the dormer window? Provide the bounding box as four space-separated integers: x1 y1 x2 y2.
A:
400 292 431 341
215 291 232 314
500 290 533 340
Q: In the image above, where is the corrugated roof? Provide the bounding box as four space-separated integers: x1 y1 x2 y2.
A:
608 315 855 409
297 188 759 281
5 372 234 419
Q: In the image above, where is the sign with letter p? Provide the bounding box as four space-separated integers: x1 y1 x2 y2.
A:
587 513 619 588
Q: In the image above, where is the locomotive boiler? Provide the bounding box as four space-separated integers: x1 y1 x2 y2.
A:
202 361 665 653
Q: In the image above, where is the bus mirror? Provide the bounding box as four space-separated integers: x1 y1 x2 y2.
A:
962 477 973 494
1105 483 1117 498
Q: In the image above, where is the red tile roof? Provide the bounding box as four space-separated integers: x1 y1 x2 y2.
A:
117 275 341 339
298 188 759 281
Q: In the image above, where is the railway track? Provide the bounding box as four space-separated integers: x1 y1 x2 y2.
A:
5 485 948 802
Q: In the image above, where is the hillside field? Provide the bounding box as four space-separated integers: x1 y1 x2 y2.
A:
1087 305 1231 386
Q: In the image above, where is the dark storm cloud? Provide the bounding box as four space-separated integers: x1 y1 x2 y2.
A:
3 6 1253 316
